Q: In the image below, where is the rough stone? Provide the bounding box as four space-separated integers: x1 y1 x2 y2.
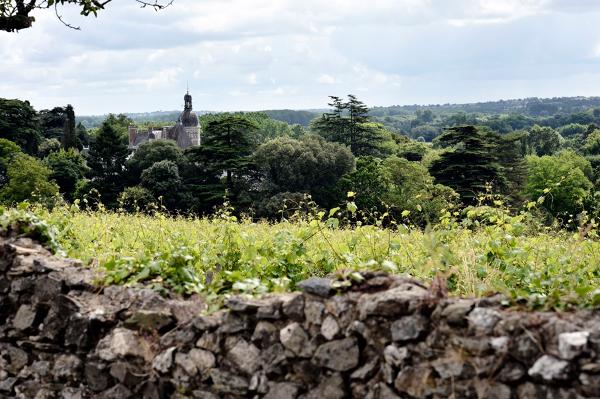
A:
96 328 154 362
511 333 542 365
13 304 37 331
280 322 313 358
264 382 300 399
394 366 433 398
302 373 345 399
432 356 471 379
210 369 249 395
98 384 132 399
313 337 359 371
320 315 340 340
383 344 409 367
192 313 223 331
468 307 501 333
52 354 81 381
175 351 198 375
85 362 110 392
497 361 526 383
350 356 379 380
190 348 216 373
4 345 29 374
152 347 176 374
192 390 220 399
440 299 474 325
124 309 174 331
297 277 334 297
252 321 279 348
0 377 17 393
579 373 600 397
304 300 325 325
357 283 429 319
558 331 589 360
196 332 220 353
226 338 260 375
281 293 305 320
491 336 510 353
475 381 512 399
110 362 145 387
390 314 428 342
33 275 64 304
528 355 571 382
377 383 402 399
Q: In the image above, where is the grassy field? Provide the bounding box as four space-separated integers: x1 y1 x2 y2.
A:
17 204 599 310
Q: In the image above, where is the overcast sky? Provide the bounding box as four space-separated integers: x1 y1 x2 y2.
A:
2 0 600 115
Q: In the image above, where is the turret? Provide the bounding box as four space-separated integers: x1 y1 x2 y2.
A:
184 91 192 110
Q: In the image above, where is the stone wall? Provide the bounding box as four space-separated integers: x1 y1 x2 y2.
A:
1 237 599 399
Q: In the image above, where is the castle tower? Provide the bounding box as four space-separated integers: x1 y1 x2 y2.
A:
166 89 201 148
184 90 193 111
128 125 138 148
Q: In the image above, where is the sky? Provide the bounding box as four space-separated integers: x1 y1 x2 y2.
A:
3 0 600 115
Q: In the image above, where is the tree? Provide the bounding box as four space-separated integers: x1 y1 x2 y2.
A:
0 152 59 204
118 186 155 212
76 122 89 148
558 123 587 138
383 156 458 225
44 149 89 200
86 119 129 205
188 115 258 192
39 107 67 140
126 139 184 184
494 132 528 203
526 125 563 156
429 126 504 204
0 98 41 154
253 135 355 207
38 138 62 158
0 138 21 187
396 140 430 162
0 0 173 32
103 113 133 133
181 115 259 211
140 160 182 209
582 129 600 155
311 95 388 156
61 104 80 150
409 125 439 142
336 157 388 212
525 151 593 218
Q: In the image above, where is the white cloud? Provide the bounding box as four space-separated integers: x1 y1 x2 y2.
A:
2 0 600 114
317 74 337 85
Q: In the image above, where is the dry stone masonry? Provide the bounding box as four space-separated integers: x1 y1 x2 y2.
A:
1 237 599 398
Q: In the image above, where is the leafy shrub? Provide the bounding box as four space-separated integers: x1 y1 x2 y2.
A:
0 207 61 253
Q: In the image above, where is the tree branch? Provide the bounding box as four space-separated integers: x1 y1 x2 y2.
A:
0 0 174 32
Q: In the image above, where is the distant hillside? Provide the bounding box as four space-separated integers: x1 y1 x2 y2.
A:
370 96 600 117
77 96 600 129
262 110 320 126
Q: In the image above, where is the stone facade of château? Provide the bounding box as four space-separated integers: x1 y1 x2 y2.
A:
128 91 201 150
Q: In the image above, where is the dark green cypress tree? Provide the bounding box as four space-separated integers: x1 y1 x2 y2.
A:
86 120 129 206
494 132 528 204
61 104 80 150
429 126 504 204
312 94 384 156
184 115 258 207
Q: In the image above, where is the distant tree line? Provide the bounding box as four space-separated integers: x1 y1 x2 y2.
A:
2 94 600 228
